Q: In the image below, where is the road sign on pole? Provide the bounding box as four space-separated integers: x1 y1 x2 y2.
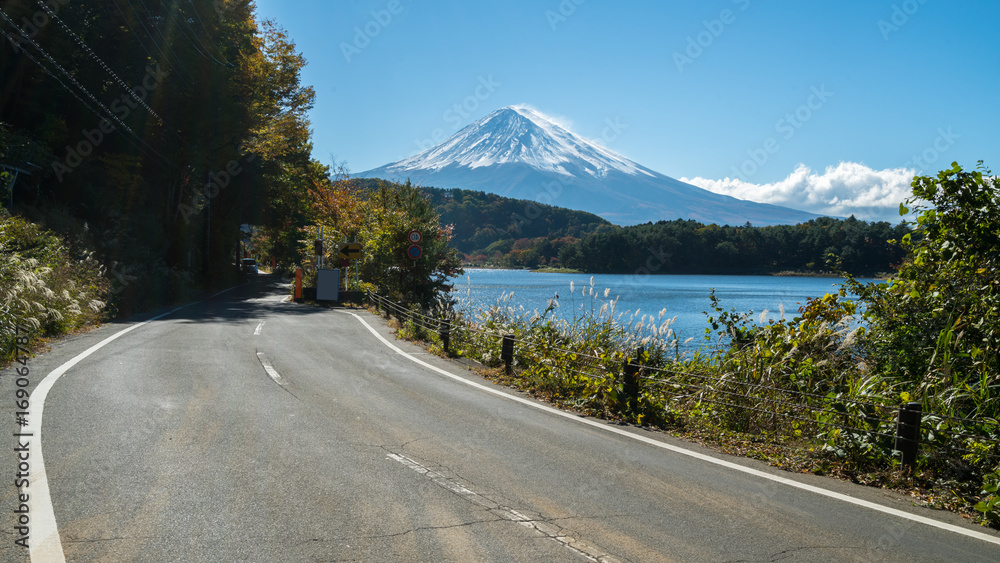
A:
317 226 324 270
338 243 362 260
407 244 422 260
408 230 422 244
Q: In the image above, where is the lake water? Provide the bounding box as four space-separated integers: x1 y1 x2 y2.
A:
449 269 874 351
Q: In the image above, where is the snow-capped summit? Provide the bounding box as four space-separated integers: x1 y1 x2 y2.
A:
358 106 821 226
388 105 651 178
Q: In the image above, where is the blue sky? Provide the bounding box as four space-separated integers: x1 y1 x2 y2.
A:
253 0 999 221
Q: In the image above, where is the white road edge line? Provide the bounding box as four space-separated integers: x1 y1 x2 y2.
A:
28 283 246 563
348 312 1000 547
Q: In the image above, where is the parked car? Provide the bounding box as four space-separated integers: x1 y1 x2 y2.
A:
241 258 258 274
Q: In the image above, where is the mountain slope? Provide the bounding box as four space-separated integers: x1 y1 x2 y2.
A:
357 106 821 226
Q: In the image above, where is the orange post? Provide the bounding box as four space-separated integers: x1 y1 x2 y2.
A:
295 267 303 299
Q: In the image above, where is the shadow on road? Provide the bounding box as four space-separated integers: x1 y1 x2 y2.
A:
107 274 358 327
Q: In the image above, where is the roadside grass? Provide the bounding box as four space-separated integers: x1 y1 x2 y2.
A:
368 285 1000 527
1 211 108 365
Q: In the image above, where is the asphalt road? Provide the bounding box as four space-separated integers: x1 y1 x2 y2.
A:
1 275 998 561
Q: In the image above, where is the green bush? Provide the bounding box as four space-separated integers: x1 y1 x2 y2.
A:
849 162 1000 419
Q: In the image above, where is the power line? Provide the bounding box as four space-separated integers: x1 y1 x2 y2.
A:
0 27 106 131
34 0 166 125
185 0 233 66
0 28 176 171
131 0 199 83
0 8 138 138
116 0 196 85
0 10 178 170
170 1 230 68
106 0 158 69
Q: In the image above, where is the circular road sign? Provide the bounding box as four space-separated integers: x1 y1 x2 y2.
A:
407 244 422 260
408 230 422 244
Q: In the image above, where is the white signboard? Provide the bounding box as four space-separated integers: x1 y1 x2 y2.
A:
317 269 340 301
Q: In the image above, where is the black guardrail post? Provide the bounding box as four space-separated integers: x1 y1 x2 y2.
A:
501 334 514 375
622 346 643 411
895 401 922 470
439 319 450 354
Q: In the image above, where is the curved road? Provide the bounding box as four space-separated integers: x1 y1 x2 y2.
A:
2 275 998 561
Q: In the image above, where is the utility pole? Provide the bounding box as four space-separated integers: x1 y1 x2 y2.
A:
318 226 324 270
205 190 211 274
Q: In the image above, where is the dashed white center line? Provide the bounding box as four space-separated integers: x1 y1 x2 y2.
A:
254 321 265 335
255 351 284 385
387 453 620 562
349 311 1000 548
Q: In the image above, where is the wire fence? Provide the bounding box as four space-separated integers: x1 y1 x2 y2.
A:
365 290 1000 464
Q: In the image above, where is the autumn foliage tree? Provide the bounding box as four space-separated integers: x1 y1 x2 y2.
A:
356 180 463 306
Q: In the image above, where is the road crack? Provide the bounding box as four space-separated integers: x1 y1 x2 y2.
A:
386 451 624 562
63 536 155 544
333 517 508 542
726 545 868 562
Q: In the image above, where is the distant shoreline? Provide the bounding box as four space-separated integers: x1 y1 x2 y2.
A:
459 265 886 279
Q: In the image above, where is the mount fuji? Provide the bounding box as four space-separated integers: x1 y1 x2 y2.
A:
356 106 821 226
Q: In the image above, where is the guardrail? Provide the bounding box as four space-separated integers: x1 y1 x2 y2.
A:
365 290 1000 470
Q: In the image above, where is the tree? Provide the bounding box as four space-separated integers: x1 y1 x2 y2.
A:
850 162 1000 414
0 0 288 308
358 180 463 306
242 20 317 271
305 162 362 239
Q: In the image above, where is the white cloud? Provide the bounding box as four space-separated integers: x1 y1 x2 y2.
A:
681 162 918 222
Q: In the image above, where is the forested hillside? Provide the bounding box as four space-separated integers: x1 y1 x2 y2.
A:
557 216 911 276
374 176 909 275
349 180 611 269
423 186 611 252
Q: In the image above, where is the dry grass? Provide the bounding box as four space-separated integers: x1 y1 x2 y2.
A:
1 213 109 362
